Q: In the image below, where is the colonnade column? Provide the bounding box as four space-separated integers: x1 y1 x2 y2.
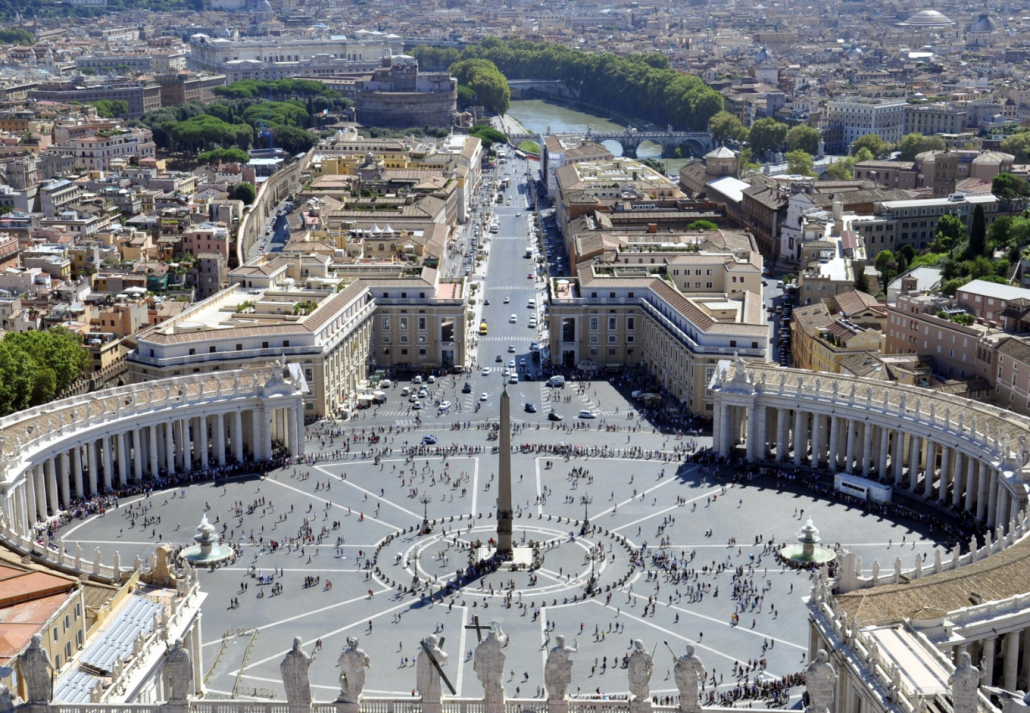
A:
965 457 977 513
892 429 904 484
58 453 69 510
132 430 143 483
1005 630 1022 692
938 448 952 504
165 422 176 474
977 462 990 521
908 435 921 491
34 465 46 521
828 416 839 470
72 446 83 500
87 441 98 496
951 452 964 508
810 414 823 468
198 416 209 470
25 468 37 525
149 426 159 479
845 420 857 474
924 442 937 498
983 636 997 686
777 408 789 462
45 459 58 516
116 432 128 487
233 411 244 463
877 427 889 478
988 469 999 527
861 421 873 476
102 436 113 491
793 410 804 466
214 415 226 467
288 406 300 458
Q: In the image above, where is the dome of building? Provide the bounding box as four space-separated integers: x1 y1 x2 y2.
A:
755 46 771 63
903 9 954 26
970 13 997 32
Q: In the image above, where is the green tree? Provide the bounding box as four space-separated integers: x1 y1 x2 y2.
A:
992 173 1030 200
739 148 761 177
1001 134 1030 163
457 85 477 110
825 157 854 181
449 58 511 115
929 213 966 253
851 134 893 159
687 220 719 230
273 125 315 155
898 133 946 161
197 148 249 165
747 118 789 154
0 328 89 415
469 126 507 150
874 249 898 284
785 125 821 155
0 29 35 45
968 204 987 258
853 264 869 292
232 181 256 205
708 111 747 146
785 149 815 177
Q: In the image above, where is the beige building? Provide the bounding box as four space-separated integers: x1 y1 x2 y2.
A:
791 300 884 374
548 266 768 416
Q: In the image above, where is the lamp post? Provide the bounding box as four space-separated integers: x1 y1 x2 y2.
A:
419 493 432 534
579 494 592 536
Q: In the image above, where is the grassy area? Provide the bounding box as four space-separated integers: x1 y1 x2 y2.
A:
518 140 540 153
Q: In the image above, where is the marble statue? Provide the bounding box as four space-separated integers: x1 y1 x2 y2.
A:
673 644 705 713
165 638 193 701
544 635 578 701
473 628 506 709
22 634 53 703
805 650 837 713
0 666 18 712
280 636 316 706
416 634 449 704
949 651 981 713
627 639 654 701
337 637 370 705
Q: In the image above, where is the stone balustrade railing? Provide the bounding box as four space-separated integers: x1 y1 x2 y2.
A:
836 512 1030 593
48 702 767 713
716 362 1030 477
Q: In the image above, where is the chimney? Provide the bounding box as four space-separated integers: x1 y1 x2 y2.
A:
832 200 844 235
648 223 658 233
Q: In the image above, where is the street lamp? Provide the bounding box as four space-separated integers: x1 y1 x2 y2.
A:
419 493 433 534
579 494 592 535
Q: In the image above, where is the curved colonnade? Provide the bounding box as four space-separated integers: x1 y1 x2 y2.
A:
710 357 1030 528
0 364 308 544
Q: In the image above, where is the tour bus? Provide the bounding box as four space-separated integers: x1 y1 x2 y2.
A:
479 320 488 335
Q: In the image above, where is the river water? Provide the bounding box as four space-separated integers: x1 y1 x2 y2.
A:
505 98 690 174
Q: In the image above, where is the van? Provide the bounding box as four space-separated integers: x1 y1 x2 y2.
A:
547 375 566 388
528 299 536 308
373 391 387 404
379 379 392 389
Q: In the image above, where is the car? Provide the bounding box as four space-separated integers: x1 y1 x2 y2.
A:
509 374 518 384
482 367 491 375
519 358 526 366
503 296 510 304
495 354 503 362
418 388 428 398
529 319 537 328
401 386 411 396
528 273 534 279
484 299 490 305
421 435 438 445
578 410 597 419
528 299 536 308
548 411 564 421
508 344 516 353
524 403 537 413
413 375 423 384
427 375 436 383
438 401 451 411
461 382 472 393
510 314 518 323
412 401 423 410
409 395 420 403
480 392 489 401
509 360 516 368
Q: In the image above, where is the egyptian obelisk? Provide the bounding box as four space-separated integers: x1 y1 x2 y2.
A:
496 381 513 555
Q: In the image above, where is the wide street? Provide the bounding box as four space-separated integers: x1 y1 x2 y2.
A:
56 156 949 706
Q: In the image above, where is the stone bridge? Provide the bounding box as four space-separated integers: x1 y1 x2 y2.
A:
508 129 713 158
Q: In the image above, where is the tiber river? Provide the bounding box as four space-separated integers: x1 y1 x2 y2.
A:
505 98 691 174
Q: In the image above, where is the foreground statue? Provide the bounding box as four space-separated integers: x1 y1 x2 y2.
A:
627 640 654 702
22 634 53 704
337 637 370 707
949 652 981 713
165 638 193 701
545 635 578 703
473 627 506 713
673 644 705 713
416 634 449 713
805 650 838 713
281 637 317 707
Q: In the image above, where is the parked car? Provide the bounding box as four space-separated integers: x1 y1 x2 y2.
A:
524 403 537 413
422 435 438 445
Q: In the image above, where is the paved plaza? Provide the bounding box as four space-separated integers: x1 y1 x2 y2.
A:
57 380 951 706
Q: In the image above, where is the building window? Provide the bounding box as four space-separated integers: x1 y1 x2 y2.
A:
400 317 408 330
590 317 598 330
381 316 390 329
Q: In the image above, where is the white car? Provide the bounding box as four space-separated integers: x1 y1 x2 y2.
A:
510 314 518 323
439 401 451 411
482 367 491 375
503 296 510 304
578 410 597 419
480 392 489 401
509 360 516 369
412 401 423 410
427 375 436 383
529 319 537 328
